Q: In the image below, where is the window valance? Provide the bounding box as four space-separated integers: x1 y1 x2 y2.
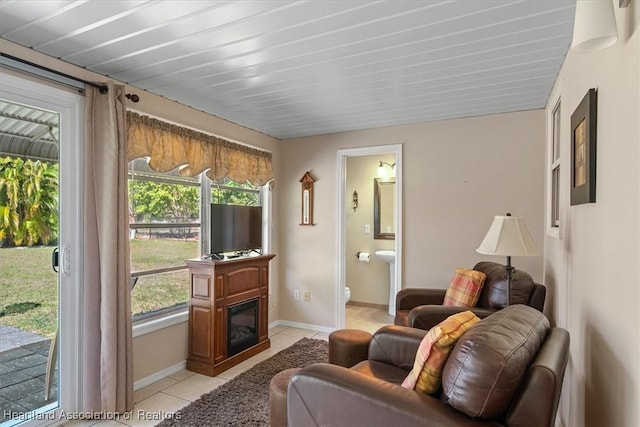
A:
127 112 273 185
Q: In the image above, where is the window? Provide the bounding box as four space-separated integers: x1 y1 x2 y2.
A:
550 100 561 229
128 159 200 320
211 178 260 206
551 166 560 227
128 162 265 321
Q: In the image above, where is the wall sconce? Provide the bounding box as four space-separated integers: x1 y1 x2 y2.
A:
352 191 358 211
377 161 396 178
571 0 629 53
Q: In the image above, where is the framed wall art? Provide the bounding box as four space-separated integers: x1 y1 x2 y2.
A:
570 88 597 206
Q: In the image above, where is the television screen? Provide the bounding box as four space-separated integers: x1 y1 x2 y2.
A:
211 204 262 255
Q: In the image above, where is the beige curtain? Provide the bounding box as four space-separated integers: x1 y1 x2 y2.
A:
127 112 273 185
83 82 133 412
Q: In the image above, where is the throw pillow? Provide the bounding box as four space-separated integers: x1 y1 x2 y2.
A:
443 268 487 307
401 311 480 395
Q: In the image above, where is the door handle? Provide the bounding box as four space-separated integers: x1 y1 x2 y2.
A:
52 247 59 273
60 245 70 276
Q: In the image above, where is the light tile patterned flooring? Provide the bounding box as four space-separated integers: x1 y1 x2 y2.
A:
63 306 392 427
345 304 394 333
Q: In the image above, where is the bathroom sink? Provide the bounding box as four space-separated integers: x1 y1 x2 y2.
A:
375 250 395 264
375 250 396 316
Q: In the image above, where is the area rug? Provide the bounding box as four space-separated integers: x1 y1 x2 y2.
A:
156 337 328 427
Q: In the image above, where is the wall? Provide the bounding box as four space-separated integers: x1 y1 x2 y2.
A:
278 109 545 328
132 323 188 382
345 154 395 306
0 40 282 386
543 2 640 426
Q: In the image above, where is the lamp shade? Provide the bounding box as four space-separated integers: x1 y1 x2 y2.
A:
571 0 618 53
477 215 538 256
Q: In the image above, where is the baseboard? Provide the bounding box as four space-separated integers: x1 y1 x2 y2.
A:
271 319 334 335
134 360 187 391
268 319 281 330
135 321 330 390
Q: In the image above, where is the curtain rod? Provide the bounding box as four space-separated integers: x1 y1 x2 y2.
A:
0 52 139 102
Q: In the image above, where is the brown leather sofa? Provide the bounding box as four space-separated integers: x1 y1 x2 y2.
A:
288 305 569 427
395 261 546 330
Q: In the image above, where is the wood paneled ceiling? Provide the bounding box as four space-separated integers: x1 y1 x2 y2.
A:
0 0 576 139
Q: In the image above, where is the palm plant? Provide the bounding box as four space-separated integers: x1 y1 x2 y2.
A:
0 156 22 245
0 156 58 247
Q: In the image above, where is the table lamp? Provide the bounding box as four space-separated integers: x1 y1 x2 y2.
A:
476 213 538 305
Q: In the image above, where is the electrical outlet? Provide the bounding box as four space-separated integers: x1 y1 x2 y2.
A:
294 289 300 300
303 291 311 301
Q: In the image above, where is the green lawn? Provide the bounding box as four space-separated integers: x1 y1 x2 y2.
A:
0 239 198 339
0 246 58 339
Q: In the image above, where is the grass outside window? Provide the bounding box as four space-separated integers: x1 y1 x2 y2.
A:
0 246 58 339
0 238 198 339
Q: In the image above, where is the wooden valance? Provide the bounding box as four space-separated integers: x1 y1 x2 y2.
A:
126 112 273 185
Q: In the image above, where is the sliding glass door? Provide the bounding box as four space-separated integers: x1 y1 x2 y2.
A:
0 72 83 426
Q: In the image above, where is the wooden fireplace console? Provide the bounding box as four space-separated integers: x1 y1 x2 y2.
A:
186 254 275 376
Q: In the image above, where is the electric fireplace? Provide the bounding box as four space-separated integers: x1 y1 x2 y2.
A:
227 298 259 357
186 255 274 377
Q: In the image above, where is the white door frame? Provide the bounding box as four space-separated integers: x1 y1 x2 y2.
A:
1 72 84 423
336 144 402 328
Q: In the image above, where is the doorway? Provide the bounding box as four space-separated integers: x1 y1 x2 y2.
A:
0 72 83 425
336 145 402 329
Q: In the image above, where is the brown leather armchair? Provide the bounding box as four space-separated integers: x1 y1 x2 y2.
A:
288 305 569 427
395 261 546 330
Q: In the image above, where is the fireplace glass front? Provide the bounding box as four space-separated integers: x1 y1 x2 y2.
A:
227 298 259 357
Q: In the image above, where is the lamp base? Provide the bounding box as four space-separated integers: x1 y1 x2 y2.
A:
505 256 513 306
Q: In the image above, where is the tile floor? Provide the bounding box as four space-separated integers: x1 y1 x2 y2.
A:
59 305 393 427
345 304 394 333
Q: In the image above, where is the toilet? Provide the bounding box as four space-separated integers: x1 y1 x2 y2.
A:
345 287 351 304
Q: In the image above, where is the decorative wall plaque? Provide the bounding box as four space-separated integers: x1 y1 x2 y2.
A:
299 171 315 225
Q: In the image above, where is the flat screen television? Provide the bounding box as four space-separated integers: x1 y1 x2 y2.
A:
210 204 262 256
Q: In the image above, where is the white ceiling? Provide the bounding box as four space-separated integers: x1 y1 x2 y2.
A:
0 0 576 140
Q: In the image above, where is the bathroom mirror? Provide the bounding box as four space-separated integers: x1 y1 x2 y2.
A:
374 178 395 240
